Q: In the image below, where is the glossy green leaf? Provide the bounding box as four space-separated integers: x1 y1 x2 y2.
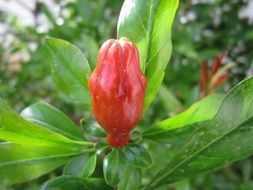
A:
103 149 126 186
118 164 141 190
64 153 97 178
42 176 111 190
95 142 110 156
81 118 106 137
0 142 82 187
123 144 152 168
21 101 83 141
143 93 224 139
144 124 200 147
117 0 179 109
130 130 142 143
0 98 91 147
44 37 91 105
145 77 253 189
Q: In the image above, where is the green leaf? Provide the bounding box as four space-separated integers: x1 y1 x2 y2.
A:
80 35 99 70
42 176 111 190
118 164 141 190
95 142 110 156
76 0 93 21
0 98 91 147
21 101 84 141
143 93 224 139
123 144 152 169
81 118 106 137
63 153 97 178
145 77 253 189
117 0 179 109
144 124 200 147
103 149 126 186
158 85 182 112
0 142 82 187
130 130 142 143
44 37 91 105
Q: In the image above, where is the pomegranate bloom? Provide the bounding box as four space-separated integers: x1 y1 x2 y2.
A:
88 37 146 147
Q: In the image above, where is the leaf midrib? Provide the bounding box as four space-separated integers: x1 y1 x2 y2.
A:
144 0 154 72
0 152 82 167
25 117 82 140
146 0 176 71
0 129 87 147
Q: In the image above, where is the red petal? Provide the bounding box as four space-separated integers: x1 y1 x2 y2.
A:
211 74 229 92
199 60 210 94
211 51 228 76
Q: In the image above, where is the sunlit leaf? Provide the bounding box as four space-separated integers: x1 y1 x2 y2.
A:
0 98 91 147
21 101 83 141
0 142 82 187
143 93 224 141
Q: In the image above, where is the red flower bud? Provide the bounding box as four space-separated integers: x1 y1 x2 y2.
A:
88 37 146 147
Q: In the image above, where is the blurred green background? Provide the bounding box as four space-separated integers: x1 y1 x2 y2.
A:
0 0 253 189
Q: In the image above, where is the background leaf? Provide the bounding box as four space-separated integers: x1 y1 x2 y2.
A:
42 176 111 190
63 153 97 178
117 0 179 109
21 101 84 141
79 35 99 70
158 84 182 113
145 77 253 189
0 142 82 187
44 37 91 105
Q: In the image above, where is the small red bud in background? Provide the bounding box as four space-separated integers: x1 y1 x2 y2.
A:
88 37 147 148
199 52 232 98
